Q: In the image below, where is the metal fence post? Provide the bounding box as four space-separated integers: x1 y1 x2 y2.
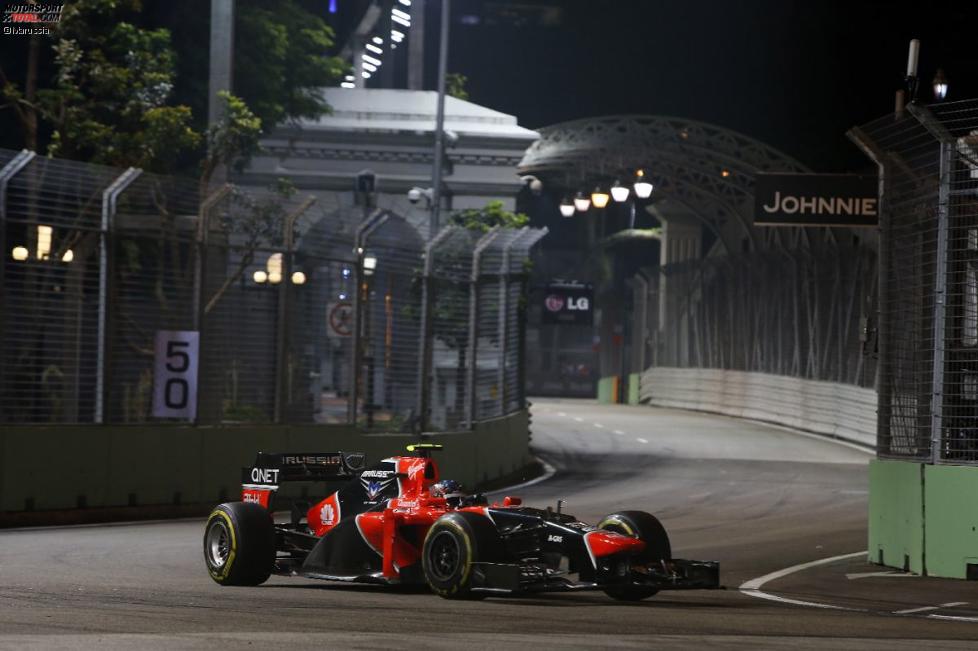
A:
416 226 454 431
350 211 388 426
274 195 317 423
0 150 36 398
193 184 232 333
95 167 142 424
498 228 528 416
847 126 890 454
908 105 956 463
466 228 501 427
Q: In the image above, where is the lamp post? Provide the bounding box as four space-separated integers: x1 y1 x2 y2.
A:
933 68 948 102
362 252 377 427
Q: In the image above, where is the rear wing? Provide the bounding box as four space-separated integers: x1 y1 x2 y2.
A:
242 451 366 494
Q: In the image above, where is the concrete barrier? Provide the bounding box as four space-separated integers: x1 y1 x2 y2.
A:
0 410 530 522
869 458 978 579
640 367 877 448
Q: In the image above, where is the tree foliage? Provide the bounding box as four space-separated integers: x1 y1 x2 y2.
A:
449 200 529 232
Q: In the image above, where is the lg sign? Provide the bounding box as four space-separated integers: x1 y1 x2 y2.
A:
542 284 593 325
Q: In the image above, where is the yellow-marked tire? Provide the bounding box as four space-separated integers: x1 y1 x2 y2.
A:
598 510 671 601
203 502 275 586
422 512 500 599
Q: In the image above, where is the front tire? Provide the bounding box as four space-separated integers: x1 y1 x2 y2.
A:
422 512 501 599
204 502 275 586
598 510 671 601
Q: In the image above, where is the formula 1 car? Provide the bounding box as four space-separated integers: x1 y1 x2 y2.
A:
203 444 720 600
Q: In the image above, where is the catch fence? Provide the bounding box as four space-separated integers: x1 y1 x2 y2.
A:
0 147 544 431
851 98 978 463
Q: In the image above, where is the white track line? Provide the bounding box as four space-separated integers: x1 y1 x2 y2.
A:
739 551 866 611
573 417 583 422
636 437 648 444
894 602 967 615
594 423 604 429
741 552 978 623
486 457 557 496
613 429 625 435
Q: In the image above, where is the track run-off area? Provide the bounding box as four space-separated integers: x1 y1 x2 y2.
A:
1 398 977 649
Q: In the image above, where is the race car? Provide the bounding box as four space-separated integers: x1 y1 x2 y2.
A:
203 443 720 600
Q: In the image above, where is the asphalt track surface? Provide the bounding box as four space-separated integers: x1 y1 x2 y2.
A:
2 398 978 649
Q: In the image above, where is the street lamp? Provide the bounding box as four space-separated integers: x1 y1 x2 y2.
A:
933 68 948 101
11 246 28 261
633 169 653 199
573 191 591 212
610 180 630 203
363 254 378 276
559 197 576 217
590 187 610 209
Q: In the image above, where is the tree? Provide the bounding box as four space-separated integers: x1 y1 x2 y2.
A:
446 72 469 101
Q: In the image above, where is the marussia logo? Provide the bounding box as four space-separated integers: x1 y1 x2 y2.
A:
545 295 564 312
361 477 393 500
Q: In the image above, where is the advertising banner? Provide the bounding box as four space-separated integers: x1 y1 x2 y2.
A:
542 283 593 326
754 173 878 226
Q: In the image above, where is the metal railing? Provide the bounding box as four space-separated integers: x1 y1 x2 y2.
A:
852 98 978 463
629 235 879 389
0 148 545 430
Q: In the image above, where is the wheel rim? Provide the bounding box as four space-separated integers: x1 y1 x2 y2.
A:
427 530 461 580
205 519 231 569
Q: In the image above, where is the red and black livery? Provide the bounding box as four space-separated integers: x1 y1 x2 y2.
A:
204 444 720 600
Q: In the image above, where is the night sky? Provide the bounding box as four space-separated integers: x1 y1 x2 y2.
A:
394 0 978 173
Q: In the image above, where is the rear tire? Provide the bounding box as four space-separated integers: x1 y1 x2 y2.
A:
204 502 275 586
597 510 671 601
422 512 501 599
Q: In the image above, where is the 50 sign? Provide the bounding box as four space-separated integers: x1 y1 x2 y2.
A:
152 331 200 420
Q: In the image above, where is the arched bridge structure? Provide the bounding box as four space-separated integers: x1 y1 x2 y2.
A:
517 114 811 253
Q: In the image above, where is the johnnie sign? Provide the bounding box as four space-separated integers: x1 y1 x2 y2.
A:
754 173 878 227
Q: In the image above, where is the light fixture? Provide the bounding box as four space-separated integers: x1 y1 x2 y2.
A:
372 36 383 44
266 252 283 285
291 271 307 285
391 29 405 41
362 62 378 73
559 198 576 217
36 224 52 260
573 191 591 212
720 169 731 178
933 68 948 101
633 169 653 199
11 246 28 261
392 7 411 21
398 0 411 5
344 74 354 81
590 187 610 209
341 82 355 89
253 270 268 284
363 254 378 276
361 53 381 66
61 249 74 263
361 71 372 79
610 180 630 203
365 43 383 55
391 11 410 27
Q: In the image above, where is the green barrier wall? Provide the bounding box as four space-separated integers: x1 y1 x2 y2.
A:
627 373 640 405
923 464 978 579
0 411 531 519
868 459 924 573
597 376 617 404
869 458 978 579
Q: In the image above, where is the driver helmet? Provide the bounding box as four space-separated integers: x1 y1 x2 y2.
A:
430 479 465 507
